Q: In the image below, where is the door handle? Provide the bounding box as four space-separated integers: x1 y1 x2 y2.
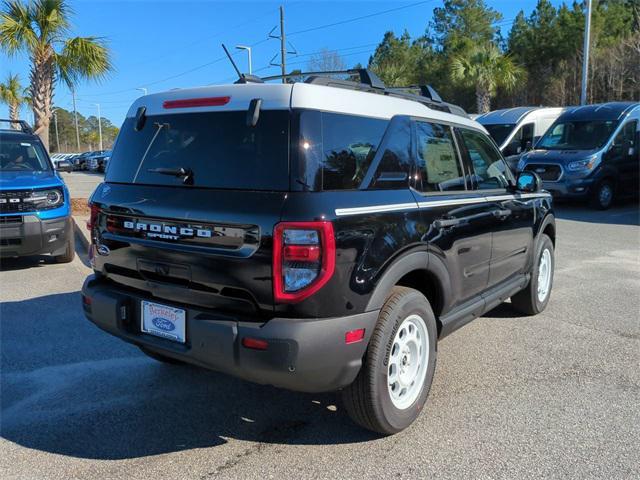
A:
492 209 512 219
434 218 462 229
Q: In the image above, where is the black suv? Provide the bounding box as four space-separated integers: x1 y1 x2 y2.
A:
82 70 556 434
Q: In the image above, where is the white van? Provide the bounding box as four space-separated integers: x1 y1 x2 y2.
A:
477 107 565 157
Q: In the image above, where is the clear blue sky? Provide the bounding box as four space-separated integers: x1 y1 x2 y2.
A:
2 0 564 126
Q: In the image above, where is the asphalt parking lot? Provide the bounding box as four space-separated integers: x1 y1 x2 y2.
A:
59 171 104 199
1 202 639 479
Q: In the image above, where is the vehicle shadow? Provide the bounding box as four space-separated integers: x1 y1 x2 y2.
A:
554 199 640 226
0 255 58 271
0 291 378 461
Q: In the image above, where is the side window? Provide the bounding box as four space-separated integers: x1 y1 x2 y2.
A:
414 122 466 192
459 128 510 190
611 121 638 161
297 111 387 190
504 123 534 156
369 116 412 190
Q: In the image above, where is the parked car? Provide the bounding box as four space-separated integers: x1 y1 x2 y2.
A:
50 153 77 172
477 107 565 171
87 150 111 173
0 119 74 262
81 70 556 434
517 102 640 209
72 150 99 171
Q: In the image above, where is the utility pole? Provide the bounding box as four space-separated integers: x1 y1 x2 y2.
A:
71 88 81 151
52 109 60 153
580 0 592 106
94 103 103 151
280 5 286 83
236 45 253 74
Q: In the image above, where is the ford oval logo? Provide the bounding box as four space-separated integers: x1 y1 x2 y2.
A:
97 244 110 256
152 317 175 332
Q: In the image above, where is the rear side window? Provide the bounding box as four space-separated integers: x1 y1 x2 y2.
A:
414 122 465 192
458 128 510 190
297 111 387 190
106 110 289 190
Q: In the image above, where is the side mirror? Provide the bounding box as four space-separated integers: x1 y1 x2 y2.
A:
516 171 541 193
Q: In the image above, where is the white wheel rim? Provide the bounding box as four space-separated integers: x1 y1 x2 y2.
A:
537 248 552 302
387 314 429 410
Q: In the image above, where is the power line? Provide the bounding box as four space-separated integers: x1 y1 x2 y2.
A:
287 1 435 37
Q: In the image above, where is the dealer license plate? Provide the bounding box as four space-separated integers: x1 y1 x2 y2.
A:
141 300 186 343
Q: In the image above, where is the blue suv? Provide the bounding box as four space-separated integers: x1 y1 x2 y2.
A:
0 119 74 262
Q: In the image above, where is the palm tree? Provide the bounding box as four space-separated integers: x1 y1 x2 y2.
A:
0 73 26 125
451 44 525 114
0 0 112 149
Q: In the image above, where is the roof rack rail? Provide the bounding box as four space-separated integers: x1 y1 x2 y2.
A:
0 119 33 134
260 68 467 117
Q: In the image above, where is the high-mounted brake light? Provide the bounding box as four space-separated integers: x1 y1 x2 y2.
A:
273 221 336 303
163 96 231 109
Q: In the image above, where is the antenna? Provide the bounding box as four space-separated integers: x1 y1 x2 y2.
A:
222 43 242 80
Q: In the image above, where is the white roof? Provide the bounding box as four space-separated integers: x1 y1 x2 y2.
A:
126 82 483 131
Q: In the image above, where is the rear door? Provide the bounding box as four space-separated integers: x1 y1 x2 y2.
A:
412 120 492 308
456 127 535 288
607 120 638 195
91 109 291 315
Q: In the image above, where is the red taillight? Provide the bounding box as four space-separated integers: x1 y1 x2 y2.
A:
273 221 336 303
242 337 269 350
87 202 99 231
163 96 231 109
345 328 365 344
82 294 92 306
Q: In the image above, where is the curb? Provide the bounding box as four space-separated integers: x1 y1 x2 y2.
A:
72 216 91 251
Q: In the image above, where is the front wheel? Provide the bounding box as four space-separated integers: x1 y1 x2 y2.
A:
54 232 75 263
591 180 614 210
342 286 437 435
511 233 554 315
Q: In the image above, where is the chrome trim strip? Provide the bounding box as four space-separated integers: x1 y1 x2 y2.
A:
334 193 551 216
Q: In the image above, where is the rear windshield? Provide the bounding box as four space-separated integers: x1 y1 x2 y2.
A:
0 135 51 172
106 110 289 190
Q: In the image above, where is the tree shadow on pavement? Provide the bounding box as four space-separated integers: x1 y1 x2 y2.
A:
0 292 378 461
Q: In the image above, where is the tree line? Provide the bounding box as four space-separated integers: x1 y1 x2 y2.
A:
365 0 638 113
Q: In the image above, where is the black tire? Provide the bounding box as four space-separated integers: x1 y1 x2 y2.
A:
54 232 75 263
511 233 554 315
590 179 615 210
342 286 437 435
139 346 185 365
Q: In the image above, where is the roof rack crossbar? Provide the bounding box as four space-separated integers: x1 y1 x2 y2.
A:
259 68 468 117
0 119 33 134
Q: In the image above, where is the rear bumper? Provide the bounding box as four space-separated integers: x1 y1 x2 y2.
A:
0 214 72 257
81 275 379 393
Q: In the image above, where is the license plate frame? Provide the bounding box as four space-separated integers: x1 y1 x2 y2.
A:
141 300 186 344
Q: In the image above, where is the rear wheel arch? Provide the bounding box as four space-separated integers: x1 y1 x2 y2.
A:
365 251 451 334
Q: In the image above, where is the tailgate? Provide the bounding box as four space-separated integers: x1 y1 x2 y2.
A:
90 183 286 316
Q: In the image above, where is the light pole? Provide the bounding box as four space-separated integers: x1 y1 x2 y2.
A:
136 87 148 96
235 45 252 74
580 0 592 105
71 88 81 151
52 108 61 153
94 103 103 151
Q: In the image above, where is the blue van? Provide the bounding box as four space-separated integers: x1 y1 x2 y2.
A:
0 119 75 262
517 102 640 209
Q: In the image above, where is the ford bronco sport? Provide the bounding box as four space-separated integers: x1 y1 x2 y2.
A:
82 69 556 434
0 119 74 262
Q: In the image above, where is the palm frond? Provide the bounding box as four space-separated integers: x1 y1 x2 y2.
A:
30 0 69 42
0 72 25 105
57 36 112 88
0 0 38 54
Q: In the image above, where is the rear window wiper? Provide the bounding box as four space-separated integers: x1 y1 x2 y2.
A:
147 166 194 185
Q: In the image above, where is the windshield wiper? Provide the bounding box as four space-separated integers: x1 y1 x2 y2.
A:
132 122 169 183
147 166 194 185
